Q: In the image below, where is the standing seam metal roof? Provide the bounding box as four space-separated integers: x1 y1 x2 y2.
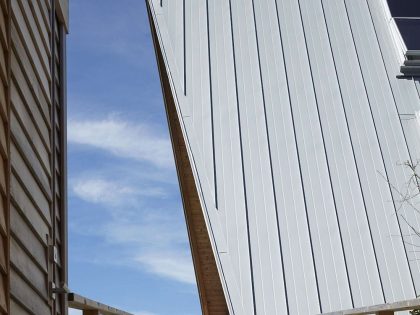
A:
147 0 420 314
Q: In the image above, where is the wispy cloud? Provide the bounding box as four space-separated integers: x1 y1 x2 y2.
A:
68 117 174 168
100 215 195 285
135 251 196 285
68 116 195 286
72 178 166 206
70 176 195 285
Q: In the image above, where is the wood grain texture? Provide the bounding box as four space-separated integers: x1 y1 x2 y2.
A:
0 0 10 314
7 1 68 314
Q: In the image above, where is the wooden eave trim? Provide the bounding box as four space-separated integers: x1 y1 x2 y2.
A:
54 0 68 33
147 3 228 314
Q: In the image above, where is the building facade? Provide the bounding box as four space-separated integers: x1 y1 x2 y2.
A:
147 0 420 314
0 1 68 314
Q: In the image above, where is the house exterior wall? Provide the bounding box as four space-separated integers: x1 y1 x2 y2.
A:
0 1 68 314
148 0 420 314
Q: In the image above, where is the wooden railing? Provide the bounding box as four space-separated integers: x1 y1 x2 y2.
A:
68 293 134 315
321 297 420 315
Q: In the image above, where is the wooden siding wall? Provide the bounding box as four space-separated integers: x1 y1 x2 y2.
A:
0 1 67 315
0 0 10 314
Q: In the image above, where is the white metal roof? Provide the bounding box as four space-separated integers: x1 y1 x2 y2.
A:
148 0 420 313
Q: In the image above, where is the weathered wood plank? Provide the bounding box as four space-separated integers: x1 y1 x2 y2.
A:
9 26 50 122
0 197 5 236
27 0 50 58
11 33 51 129
10 270 50 315
16 0 49 75
11 143 51 211
0 4 7 49
10 86 50 174
0 84 6 122
34 0 49 37
0 31 6 84
10 206 48 272
10 299 31 315
11 113 50 195
0 118 8 160
10 238 48 299
11 0 50 85
11 18 51 117
0 275 7 313
0 236 6 273
0 153 6 196
10 174 51 233
10 52 50 142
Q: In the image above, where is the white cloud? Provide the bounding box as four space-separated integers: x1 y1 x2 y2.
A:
71 178 196 285
68 118 174 168
100 217 196 285
68 309 82 315
68 118 195 286
72 178 166 206
135 251 196 285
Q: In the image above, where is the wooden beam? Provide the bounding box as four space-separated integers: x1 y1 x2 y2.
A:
321 298 420 315
54 0 68 32
68 293 133 315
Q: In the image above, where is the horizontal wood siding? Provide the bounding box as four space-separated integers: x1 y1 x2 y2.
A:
0 0 9 314
8 0 67 314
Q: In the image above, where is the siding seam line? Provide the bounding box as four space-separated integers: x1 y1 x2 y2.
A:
296 0 355 308
365 0 417 296
250 0 290 313
227 0 257 313
319 0 386 304
343 0 411 302
205 0 218 209
273 0 322 312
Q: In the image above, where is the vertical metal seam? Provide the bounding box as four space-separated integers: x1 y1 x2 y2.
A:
343 0 416 300
273 0 323 312
146 5 210 313
365 0 419 297
249 0 290 313
295 0 355 308
205 0 218 209
147 4 236 312
319 0 386 304
227 0 257 313
414 78 420 99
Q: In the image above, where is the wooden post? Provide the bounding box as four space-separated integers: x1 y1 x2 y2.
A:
376 312 394 315
83 310 100 315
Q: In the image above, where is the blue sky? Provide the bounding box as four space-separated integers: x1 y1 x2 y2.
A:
67 1 200 314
